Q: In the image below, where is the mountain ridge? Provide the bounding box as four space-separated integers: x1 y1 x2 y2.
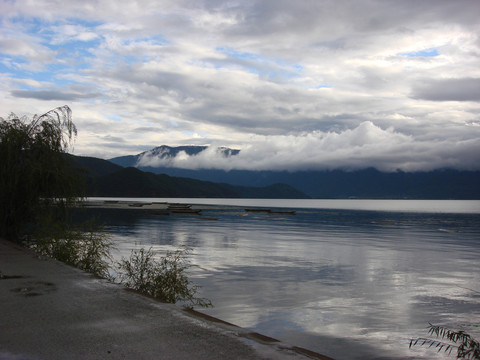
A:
70 155 308 199
108 145 480 199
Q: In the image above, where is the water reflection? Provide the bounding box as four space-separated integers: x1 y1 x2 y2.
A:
75 206 480 360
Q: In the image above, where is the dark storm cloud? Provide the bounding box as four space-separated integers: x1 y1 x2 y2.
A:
11 89 101 101
411 78 480 102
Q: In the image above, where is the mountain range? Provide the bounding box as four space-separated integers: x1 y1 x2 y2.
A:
108 145 480 199
70 154 308 199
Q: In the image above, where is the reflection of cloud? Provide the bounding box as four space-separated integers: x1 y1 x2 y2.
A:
83 206 480 359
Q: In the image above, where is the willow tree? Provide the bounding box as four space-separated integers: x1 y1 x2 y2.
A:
0 106 82 241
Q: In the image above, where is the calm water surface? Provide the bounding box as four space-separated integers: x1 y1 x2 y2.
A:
83 199 480 360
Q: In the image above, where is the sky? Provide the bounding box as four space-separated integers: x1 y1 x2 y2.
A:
1 0 480 172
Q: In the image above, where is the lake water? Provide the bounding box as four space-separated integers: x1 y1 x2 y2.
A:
82 199 480 360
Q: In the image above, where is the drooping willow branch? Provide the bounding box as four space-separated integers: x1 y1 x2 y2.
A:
410 323 480 359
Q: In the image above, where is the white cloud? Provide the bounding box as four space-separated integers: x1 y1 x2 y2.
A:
0 31 56 70
137 121 480 172
50 24 99 44
1 0 479 171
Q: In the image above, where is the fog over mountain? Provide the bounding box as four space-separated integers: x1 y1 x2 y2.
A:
109 145 480 199
132 128 478 172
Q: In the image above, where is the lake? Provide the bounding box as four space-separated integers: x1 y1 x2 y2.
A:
82 198 480 360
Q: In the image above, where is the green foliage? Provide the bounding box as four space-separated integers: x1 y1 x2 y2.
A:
30 217 114 279
116 247 212 308
410 323 480 359
0 106 82 241
1 107 213 310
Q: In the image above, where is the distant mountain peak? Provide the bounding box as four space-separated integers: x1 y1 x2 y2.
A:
139 145 240 161
216 146 240 157
109 145 240 169
142 145 209 159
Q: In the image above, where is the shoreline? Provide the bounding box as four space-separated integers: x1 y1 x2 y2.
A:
82 198 246 210
0 237 334 360
81 197 480 214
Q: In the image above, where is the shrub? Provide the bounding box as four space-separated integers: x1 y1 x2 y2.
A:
30 218 113 279
116 247 212 308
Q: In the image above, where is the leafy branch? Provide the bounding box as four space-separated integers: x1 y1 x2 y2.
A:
0 105 82 241
410 323 480 359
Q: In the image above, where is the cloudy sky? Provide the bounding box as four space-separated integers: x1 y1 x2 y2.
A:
1 0 480 172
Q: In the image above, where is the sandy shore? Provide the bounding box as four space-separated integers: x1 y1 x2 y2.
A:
0 237 333 360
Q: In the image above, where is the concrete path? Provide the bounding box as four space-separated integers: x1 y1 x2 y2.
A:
0 238 332 360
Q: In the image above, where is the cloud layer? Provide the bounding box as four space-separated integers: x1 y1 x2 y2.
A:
1 0 480 171
136 121 480 172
